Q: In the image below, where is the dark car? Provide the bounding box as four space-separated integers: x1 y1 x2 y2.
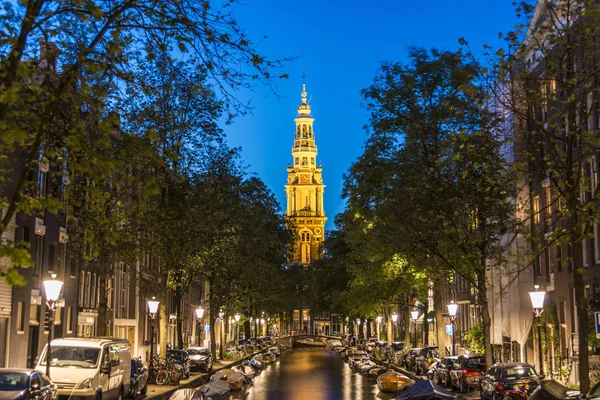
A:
187 347 213 372
415 346 439 375
481 363 539 399
167 350 191 379
435 356 458 387
450 354 486 392
0 369 56 400
129 357 149 397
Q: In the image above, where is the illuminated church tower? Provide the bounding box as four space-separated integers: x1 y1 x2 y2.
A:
285 83 327 265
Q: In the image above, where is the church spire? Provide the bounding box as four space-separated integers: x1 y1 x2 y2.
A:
297 82 311 116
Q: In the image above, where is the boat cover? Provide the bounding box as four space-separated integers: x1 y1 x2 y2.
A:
199 380 230 399
396 379 457 400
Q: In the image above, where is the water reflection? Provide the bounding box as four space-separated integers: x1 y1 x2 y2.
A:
232 348 396 400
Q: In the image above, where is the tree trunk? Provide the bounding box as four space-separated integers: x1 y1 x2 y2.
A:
572 222 590 392
366 318 372 338
478 269 493 369
210 308 217 361
244 320 250 340
175 286 183 349
159 301 168 357
386 307 393 342
434 284 445 352
423 300 429 346
404 305 411 345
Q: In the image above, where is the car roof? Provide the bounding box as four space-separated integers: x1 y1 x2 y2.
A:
443 356 459 360
0 369 34 375
460 354 484 358
51 337 129 347
494 362 534 369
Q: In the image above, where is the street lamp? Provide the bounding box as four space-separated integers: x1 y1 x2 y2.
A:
392 313 398 341
147 298 160 382
411 309 420 348
529 285 546 375
447 301 458 356
43 274 63 378
195 307 204 346
376 316 383 340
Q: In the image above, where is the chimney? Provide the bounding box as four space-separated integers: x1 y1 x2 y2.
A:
39 42 59 71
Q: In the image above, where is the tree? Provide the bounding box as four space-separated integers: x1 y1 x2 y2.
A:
0 0 287 281
344 48 514 367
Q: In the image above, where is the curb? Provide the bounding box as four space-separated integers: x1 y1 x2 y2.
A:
145 348 269 400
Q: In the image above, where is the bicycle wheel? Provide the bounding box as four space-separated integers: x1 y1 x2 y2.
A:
155 370 168 385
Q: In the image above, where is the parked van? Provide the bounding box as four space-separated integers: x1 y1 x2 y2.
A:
35 337 131 400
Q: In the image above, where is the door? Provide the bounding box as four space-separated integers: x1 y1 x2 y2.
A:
27 325 40 368
0 318 8 367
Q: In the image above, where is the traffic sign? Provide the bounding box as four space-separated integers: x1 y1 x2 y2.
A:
446 324 453 336
595 312 600 338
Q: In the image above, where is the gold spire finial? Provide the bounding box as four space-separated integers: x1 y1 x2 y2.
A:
301 68 308 104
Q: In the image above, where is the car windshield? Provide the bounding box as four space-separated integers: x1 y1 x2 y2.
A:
167 351 183 360
0 372 28 391
589 382 600 398
40 346 100 368
187 348 209 356
502 367 537 381
465 357 485 369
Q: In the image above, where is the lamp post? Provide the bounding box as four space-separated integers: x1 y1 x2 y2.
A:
195 306 204 346
43 274 63 378
529 285 546 375
391 313 398 341
376 316 383 340
148 298 160 382
447 301 458 356
356 318 362 340
234 314 240 342
411 309 420 348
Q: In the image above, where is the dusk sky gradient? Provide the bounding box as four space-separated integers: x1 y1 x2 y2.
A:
224 1 519 230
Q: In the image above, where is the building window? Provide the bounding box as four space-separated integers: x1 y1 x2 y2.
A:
557 245 563 272
533 196 540 224
66 306 73 334
302 243 310 264
37 169 47 198
78 270 85 307
295 157 299 165
311 158 315 165
16 302 24 333
302 157 307 166
85 272 91 308
91 273 97 309
35 235 44 276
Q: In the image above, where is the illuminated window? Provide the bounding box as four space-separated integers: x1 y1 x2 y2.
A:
533 196 540 224
311 158 315 164
295 158 299 165
16 302 24 333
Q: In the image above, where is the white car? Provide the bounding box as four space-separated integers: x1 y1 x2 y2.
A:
36 337 131 400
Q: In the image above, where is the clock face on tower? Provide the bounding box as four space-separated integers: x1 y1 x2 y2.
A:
299 174 311 184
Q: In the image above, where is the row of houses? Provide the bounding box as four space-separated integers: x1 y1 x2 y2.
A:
0 47 213 368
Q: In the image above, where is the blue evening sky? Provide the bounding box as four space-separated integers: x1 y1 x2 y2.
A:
224 1 519 230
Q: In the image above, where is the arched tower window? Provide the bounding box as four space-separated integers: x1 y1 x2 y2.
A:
302 243 311 263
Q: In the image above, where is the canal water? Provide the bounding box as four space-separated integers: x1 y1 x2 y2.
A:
232 348 397 400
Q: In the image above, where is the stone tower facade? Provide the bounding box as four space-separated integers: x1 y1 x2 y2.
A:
285 83 327 265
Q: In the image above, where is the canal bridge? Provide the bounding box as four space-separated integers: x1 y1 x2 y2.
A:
274 334 339 348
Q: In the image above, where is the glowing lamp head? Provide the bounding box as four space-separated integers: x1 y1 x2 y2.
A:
391 313 398 323
447 301 458 317
234 313 240 322
260 318 265 324
411 310 420 321
196 307 204 319
376 316 383 323
148 298 160 316
43 274 63 302
529 285 546 310
219 311 224 319
356 318 361 325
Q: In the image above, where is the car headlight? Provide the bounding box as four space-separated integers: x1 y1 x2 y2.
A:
75 377 94 390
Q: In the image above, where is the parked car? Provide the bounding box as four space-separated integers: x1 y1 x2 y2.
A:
480 363 539 399
36 337 131 400
187 347 213 372
404 348 422 371
450 354 486 392
435 356 458 387
0 369 56 400
128 357 148 397
167 350 191 379
415 346 439 375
